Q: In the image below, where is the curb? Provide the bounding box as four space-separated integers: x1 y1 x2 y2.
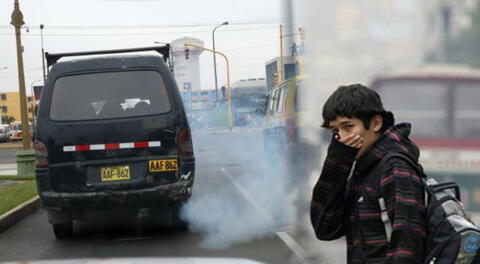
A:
0 195 40 233
0 143 22 150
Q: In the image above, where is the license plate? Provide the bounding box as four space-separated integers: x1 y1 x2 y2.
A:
149 159 178 172
101 166 131 182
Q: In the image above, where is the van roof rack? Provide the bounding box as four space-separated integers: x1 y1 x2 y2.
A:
45 45 170 68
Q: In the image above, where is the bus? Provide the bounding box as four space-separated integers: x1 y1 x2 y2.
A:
7 121 32 141
263 75 320 171
370 64 480 210
8 121 23 141
264 75 305 150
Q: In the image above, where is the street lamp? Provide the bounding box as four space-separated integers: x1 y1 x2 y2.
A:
40 24 46 84
212 21 228 103
30 79 41 128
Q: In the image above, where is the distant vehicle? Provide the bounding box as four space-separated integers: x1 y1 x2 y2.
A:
8 121 23 141
371 64 480 210
263 75 305 149
34 46 195 239
187 112 207 129
232 94 267 127
0 124 9 142
263 75 318 167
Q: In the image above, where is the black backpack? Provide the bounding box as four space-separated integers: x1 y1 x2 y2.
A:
377 153 480 264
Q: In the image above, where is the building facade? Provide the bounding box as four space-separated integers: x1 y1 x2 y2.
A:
0 92 36 124
171 37 204 94
181 89 216 110
265 56 297 92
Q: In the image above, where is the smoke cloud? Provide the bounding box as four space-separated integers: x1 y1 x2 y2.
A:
180 130 297 250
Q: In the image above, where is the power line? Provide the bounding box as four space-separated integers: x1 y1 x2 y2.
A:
0 25 278 37
0 20 280 30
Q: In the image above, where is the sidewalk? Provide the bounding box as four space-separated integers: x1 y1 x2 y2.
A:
0 163 17 175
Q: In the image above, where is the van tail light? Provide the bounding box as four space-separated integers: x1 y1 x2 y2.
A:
177 127 193 155
33 140 49 168
286 119 297 139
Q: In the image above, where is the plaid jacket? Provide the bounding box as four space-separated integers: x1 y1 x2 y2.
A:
311 123 426 264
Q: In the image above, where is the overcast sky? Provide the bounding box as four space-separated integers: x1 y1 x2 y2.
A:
0 0 283 94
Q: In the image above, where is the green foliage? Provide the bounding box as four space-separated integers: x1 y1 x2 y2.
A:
0 181 37 215
1 115 15 124
0 175 35 181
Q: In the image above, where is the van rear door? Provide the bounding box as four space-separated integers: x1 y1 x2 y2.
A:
40 69 184 192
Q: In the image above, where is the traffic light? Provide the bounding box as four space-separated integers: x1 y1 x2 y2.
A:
184 48 190 60
298 26 305 41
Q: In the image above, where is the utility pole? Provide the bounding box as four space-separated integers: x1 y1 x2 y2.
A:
11 0 35 177
40 24 46 84
11 0 31 150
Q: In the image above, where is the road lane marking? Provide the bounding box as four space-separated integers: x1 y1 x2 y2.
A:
219 166 309 264
219 167 273 224
276 231 310 263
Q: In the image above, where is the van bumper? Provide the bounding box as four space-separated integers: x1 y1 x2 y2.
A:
39 179 193 209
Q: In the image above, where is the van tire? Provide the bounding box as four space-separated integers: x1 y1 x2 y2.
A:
53 222 73 239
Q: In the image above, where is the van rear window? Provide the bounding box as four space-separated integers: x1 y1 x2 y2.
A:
50 70 171 121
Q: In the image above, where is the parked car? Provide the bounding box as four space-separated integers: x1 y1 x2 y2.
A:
0 124 10 142
7 121 22 141
34 46 195 239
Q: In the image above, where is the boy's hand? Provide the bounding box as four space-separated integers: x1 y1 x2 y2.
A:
335 133 363 149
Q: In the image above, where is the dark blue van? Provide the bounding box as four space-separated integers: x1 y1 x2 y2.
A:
34 46 195 238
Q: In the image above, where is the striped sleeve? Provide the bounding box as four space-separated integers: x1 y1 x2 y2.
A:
310 139 357 240
380 157 426 264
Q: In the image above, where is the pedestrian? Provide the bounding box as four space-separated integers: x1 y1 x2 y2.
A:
310 84 426 263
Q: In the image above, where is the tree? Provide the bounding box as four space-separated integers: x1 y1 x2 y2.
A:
1 115 15 124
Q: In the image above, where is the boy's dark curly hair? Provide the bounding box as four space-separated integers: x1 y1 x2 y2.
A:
322 83 394 132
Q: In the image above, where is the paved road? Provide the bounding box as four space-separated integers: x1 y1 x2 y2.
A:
0 147 17 164
0 127 307 264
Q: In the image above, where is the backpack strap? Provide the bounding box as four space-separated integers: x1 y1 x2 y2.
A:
375 152 427 244
378 197 392 243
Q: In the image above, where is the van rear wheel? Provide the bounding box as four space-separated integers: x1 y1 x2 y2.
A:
53 222 73 239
